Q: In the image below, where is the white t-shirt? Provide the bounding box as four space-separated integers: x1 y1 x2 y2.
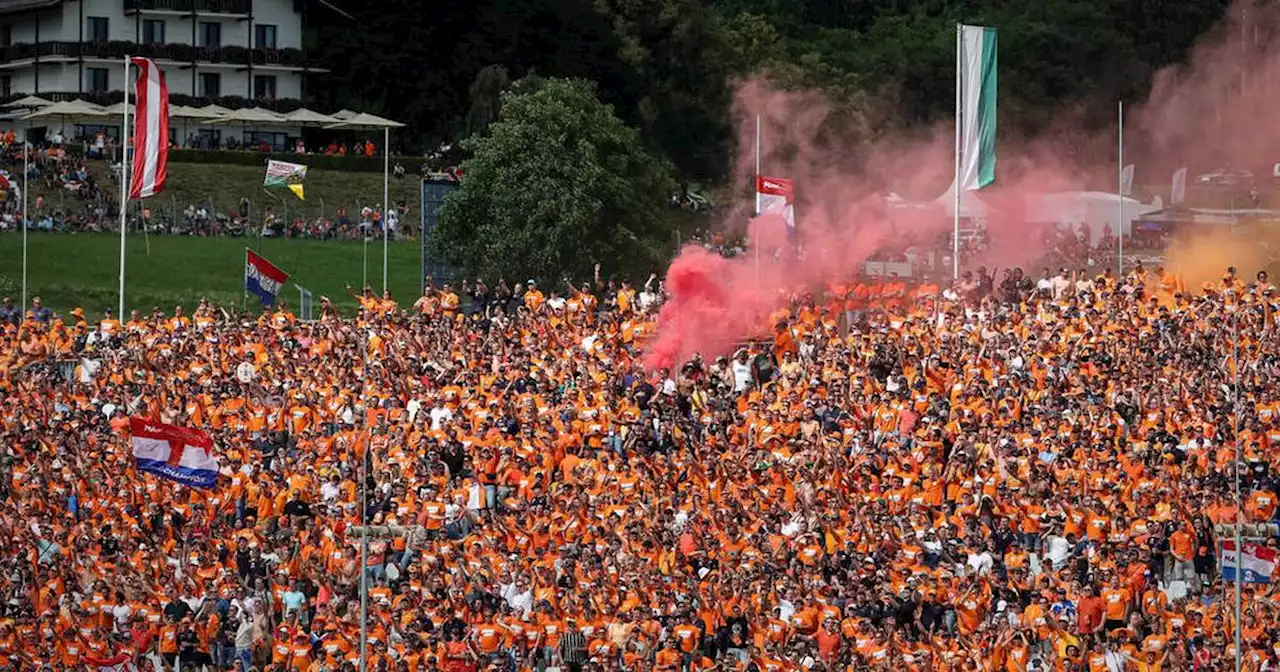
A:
638 291 660 312
1044 535 1071 569
966 550 994 575
731 361 753 392
429 405 453 430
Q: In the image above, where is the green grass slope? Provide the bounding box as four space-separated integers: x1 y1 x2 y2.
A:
33 160 422 227
0 233 424 318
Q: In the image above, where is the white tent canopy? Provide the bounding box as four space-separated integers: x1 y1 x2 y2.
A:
331 109 357 120
1027 190 1162 243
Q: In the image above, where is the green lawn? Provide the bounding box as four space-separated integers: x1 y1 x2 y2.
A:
0 232 424 319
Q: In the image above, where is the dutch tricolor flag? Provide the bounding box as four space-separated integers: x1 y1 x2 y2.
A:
1221 540 1276 584
245 249 289 306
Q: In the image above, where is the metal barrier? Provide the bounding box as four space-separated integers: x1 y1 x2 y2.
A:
296 285 312 320
1214 523 1280 539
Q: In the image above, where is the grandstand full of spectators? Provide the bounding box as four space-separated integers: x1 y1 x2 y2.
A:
1 262 1279 672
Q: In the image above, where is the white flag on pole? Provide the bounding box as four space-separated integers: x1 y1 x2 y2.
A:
1120 164 1134 196
1171 167 1187 205
958 24 998 192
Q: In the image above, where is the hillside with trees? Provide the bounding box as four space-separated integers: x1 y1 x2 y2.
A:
305 0 1232 275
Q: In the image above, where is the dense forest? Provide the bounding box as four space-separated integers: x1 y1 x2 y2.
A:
305 0 1235 278
309 0 1232 181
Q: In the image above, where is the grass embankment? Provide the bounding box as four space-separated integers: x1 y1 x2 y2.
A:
31 160 421 226
0 233 423 318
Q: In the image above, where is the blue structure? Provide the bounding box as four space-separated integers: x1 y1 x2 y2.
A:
420 177 459 290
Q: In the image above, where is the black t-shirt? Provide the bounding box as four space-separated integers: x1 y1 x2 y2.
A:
470 288 490 313
164 601 191 621
283 499 312 518
177 628 199 654
632 382 655 410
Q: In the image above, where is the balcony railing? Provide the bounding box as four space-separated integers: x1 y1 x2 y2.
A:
0 41 307 68
124 0 252 14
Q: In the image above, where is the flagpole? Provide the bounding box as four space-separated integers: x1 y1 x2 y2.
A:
382 126 389 295
359 331 370 672
754 114 761 283
118 55 130 319
1117 101 1124 278
1232 310 1242 672
953 23 962 281
20 140 28 311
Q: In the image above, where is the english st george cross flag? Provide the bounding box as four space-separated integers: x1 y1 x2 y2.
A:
756 175 795 235
244 249 289 306
130 417 218 489
128 57 169 200
1222 540 1276 584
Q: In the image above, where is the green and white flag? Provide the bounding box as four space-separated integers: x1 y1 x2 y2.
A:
958 24 997 191
264 159 307 200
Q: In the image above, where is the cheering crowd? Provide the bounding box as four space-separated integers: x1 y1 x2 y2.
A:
1 259 1280 672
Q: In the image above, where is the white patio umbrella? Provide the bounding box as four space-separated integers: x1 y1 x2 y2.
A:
170 105 222 119
169 105 226 148
211 107 286 124
326 112 406 294
196 104 233 118
23 99 108 119
3 95 52 110
23 100 109 138
284 107 338 125
100 102 136 117
210 107 289 150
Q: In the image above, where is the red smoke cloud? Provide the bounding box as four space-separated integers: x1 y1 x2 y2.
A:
1131 0 1279 177
644 0 1280 371
644 79 1086 370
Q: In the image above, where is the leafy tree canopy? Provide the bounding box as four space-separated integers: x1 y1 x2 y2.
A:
431 78 677 282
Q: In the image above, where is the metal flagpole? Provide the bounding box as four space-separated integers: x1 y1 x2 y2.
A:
21 140 28 311
1232 310 1242 672
358 329 370 672
1117 101 1124 278
953 23 962 281
754 115 760 282
118 55 130 319
382 126 389 294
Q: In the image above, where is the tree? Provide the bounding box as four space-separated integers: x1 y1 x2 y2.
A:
596 0 736 181
433 78 677 282
465 65 511 137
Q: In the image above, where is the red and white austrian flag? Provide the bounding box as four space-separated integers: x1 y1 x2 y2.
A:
755 175 795 234
129 417 218 488
128 56 169 200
